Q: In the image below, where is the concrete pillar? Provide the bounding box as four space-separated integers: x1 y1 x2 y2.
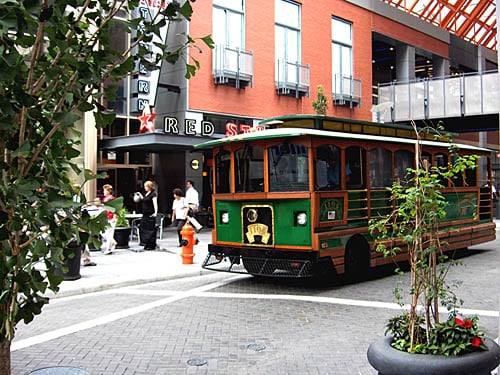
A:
83 111 98 201
432 55 449 77
395 43 415 82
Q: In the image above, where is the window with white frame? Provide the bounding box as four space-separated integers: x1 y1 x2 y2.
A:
213 0 247 79
275 0 301 86
213 0 244 49
332 17 353 95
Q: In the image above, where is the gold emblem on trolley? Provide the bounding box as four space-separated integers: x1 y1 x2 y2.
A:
241 204 274 246
246 223 271 244
247 208 258 223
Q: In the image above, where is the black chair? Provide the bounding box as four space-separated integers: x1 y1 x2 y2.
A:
131 214 165 243
155 213 165 239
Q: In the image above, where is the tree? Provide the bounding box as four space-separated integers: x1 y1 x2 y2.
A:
369 122 485 355
312 84 328 115
0 0 212 373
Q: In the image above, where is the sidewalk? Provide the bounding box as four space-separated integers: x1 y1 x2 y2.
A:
46 226 212 298
47 219 500 299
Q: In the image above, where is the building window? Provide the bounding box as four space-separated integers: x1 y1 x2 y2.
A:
213 1 253 88
275 0 300 68
275 0 309 98
332 17 352 83
332 17 360 106
104 18 129 116
213 0 244 49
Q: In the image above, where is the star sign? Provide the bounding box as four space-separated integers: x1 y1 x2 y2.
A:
137 105 156 134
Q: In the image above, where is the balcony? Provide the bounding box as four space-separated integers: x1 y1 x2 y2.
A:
276 59 310 98
332 73 361 108
377 70 500 123
213 45 253 89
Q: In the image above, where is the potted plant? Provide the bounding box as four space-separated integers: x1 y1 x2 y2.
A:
367 124 500 374
312 84 328 116
113 207 132 249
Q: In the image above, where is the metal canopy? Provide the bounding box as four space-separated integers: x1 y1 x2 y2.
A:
382 0 497 51
99 132 213 153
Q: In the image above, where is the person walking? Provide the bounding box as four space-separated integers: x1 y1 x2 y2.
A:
185 180 199 213
139 180 158 250
185 180 203 232
102 184 117 254
171 188 188 246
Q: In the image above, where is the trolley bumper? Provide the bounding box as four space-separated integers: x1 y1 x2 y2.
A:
202 244 319 278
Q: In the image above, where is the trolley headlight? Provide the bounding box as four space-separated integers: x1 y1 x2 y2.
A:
221 211 229 224
295 211 307 226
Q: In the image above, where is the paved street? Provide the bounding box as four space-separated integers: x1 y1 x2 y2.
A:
10 225 500 374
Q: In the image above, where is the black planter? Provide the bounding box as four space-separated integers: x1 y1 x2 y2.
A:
367 336 500 375
55 242 82 281
113 227 131 249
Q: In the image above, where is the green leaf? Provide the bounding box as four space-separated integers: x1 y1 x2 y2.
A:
53 112 81 126
103 196 123 213
94 111 116 129
77 101 95 112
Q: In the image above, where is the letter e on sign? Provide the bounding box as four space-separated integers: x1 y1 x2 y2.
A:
185 119 196 135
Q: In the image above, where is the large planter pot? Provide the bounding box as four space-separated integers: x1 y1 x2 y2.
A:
367 336 500 375
54 242 82 281
113 226 131 249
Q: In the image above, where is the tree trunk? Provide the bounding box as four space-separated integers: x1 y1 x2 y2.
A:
0 340 11 375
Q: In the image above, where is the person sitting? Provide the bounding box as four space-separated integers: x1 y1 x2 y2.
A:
327 157 352 190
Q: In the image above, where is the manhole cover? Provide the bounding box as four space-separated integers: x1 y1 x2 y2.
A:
187 359 208 366
247 343 266 352
30 367 89 375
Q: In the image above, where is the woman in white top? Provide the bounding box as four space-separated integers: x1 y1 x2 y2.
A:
171 188 187 246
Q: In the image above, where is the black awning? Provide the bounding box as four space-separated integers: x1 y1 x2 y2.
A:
409 114 500 133
99 132 216 153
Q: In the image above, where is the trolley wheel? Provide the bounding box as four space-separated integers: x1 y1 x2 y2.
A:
344 234 370 281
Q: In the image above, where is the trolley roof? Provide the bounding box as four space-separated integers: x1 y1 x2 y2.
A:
194 126 492 153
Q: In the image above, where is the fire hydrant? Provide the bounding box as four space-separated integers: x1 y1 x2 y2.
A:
180 222 196 264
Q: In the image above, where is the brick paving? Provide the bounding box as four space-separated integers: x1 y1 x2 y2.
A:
9 223 500 374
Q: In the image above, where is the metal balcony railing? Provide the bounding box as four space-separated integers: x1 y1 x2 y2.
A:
333 73 362 108
213 44 253 89
275 59 310 98
377 70 500 123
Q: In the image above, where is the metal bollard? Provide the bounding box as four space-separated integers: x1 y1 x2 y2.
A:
180 222 195 264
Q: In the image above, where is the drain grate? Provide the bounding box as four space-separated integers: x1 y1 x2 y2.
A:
187 359 208 367
247 343 266 352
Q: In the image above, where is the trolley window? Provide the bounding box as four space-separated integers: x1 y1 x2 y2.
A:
315 144 342 190
434 153 448 187
370 148 392 188
451 154 477 187
268 142 309 192
346 146 366 188
215 149 231 193
235 145 264 192
394 150 414 185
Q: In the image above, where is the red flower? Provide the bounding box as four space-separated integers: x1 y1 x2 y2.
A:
455 318 465 327
463 319 473 329
471 337 482 347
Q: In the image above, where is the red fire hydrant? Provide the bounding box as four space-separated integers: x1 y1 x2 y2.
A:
180 222 195 264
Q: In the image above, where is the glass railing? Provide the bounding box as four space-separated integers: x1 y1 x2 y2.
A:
333 73 362 107
377 70 500 122
213 45 253 88
275 59 310 98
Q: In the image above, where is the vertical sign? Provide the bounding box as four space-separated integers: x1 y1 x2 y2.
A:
131 0 169 112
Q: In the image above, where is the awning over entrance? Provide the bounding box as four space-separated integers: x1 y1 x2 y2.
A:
99 132 223 153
